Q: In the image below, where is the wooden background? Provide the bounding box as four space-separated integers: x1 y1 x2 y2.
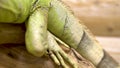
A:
97 37 120 63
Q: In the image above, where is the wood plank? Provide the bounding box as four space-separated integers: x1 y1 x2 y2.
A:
96 37 120 63
62 0 120 37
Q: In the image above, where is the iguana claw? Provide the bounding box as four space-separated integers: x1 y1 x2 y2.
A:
47 32 78 68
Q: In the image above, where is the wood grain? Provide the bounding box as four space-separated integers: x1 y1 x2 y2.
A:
97 37 120 64
0 44 94 68
62 0 120 37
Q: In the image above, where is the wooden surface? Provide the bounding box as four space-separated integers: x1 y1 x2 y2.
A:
96 37 120 64
0 44 94 68
62 0 120 37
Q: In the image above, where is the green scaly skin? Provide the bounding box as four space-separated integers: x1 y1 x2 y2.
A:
0 0 34 23
48 0 103 66
48 0 119 67
0 0 119 68
25 8 48 57
0 0 78 68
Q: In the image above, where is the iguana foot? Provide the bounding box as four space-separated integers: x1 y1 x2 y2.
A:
47 32 78 68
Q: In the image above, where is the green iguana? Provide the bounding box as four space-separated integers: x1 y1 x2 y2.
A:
0 0 119 68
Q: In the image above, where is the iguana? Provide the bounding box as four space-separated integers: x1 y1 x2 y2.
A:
0 0 119 68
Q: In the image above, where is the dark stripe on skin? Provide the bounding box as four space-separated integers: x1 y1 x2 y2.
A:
97 50 119 68
12 0 22 23
32 0 39 8
61 14 68 37
31 0 39 13
76 31 85 49
13 10 22 23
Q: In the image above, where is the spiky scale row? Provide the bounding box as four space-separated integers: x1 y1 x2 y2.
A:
48 0 120 67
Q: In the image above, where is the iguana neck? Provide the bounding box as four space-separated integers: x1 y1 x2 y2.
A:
31 0 51 13
38 0 51 7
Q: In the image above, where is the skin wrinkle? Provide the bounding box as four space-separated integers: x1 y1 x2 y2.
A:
31 0 39 9
0 8 17 23
61 16 74 45
13 0 22 23
77 31 85 50
33 0 38 7
61 14 68 37
97 50 105 67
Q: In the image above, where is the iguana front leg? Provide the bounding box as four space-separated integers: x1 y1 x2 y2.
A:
25 6 78 68
25 7 48 57
48 32 78 68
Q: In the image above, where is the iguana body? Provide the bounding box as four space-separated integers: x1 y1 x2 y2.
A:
48 0 120 67
48 0 103 66
0 0 119 68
